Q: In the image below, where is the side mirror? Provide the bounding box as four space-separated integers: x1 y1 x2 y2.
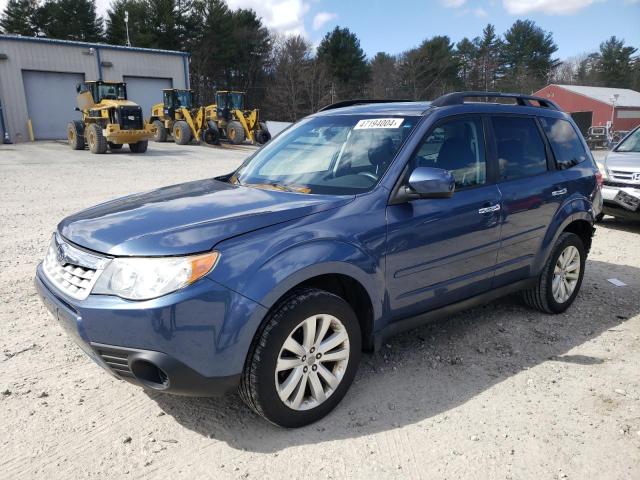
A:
394 167 455 203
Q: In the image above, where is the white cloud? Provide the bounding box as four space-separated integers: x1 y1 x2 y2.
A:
474 7 489 17
502 0 598 15
441 0 467 7
312 11 338 31
226 0 310 36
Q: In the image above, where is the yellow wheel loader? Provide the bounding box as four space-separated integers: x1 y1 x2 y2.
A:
149 89 219 145
209 90 270 145
149 89 270 146
67 81 154 154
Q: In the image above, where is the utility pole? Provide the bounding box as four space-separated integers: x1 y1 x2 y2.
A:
125 11 132 47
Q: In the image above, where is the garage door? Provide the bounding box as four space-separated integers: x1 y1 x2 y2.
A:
22 70 85 140
123 76 172 120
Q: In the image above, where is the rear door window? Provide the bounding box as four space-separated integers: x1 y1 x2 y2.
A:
492 116 547 181
539 117 588 169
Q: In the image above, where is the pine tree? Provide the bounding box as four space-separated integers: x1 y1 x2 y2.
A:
597 36 637 88
106 0 154 47
36 0 103 41
0 0 39 36
317 26 370 100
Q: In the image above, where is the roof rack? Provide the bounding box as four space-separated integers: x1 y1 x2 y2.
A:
431 91 561 110
318 99 413 112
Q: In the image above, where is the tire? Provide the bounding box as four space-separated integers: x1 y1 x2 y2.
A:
153 120 168 142
522 232 586 314
255 122 271 145
239 288 361 428
108 142 123 150
173 121 192 145
67 121 84 150
226 121 245 145
201 121 220 145
86 123 107 154
129 141 148 153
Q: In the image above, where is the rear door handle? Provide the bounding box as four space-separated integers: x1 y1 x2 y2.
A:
478 204 500 214
552 188 567 196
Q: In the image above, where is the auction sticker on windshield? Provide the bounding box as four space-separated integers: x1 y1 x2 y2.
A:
354 118 404 129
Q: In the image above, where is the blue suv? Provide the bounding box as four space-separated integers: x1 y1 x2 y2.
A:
35 92 602 427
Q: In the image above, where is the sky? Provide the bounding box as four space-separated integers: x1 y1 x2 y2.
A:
2 0 639 59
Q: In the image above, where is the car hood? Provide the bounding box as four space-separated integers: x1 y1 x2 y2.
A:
604 150 640 170
59 178 352 256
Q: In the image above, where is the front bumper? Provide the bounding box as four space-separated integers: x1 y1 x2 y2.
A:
602 184 640 219
35 264 267 396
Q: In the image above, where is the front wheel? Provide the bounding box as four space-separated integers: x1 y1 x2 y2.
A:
239 288 361 428
129 141 148 153
153 120 167 142
522 232 586 314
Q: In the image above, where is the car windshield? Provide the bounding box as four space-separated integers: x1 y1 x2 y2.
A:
231 114 419 195
616 128 640 153
176 91 192 108
229 92 244 110
97 84 126 101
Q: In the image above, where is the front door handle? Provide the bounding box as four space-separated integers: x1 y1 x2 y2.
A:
552 188 567 196
478 204 500 214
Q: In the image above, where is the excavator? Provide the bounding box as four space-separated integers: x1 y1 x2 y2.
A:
149 89 270 146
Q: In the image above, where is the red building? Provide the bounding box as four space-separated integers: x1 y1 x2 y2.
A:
534 84 640 134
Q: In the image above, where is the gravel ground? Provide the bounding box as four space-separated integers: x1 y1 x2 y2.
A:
1 142 639 479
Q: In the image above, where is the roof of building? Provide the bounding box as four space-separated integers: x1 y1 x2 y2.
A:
553 84 640 108
0 34 189 57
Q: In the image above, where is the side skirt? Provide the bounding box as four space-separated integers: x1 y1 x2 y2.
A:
373 278 536 351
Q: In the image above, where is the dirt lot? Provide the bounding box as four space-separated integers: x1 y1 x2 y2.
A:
1 142 639 479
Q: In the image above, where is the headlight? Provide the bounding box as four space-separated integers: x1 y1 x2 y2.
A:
596 162 609 179
93 252 219 300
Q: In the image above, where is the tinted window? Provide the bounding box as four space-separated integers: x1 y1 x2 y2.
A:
539 117 588 169
492 116 547 181
412 117 486 188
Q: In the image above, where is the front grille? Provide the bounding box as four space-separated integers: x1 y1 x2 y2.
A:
118 106 144 130
609 170 640 182
603 179 639 188
94 345 135 379
42 235 107 300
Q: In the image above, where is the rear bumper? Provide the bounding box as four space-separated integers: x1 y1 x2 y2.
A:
35 264 267 396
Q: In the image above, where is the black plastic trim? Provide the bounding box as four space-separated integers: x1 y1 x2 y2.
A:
91 342 241 397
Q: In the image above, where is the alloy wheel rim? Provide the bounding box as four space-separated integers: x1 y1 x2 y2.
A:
275 314 350 411
552 245 580 303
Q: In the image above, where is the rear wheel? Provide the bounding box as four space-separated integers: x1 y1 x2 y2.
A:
255 122 271 145
129 141 148 153
153 120 168 142
226 121 245 145
201 120 220 145
173 121 192 145
67 121 84 150
86 123 107 154
239 288 361 428
522 232 586 314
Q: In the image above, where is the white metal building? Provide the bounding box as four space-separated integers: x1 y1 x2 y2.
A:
0 35 190 142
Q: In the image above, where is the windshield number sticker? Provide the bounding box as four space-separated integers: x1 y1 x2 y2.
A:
354 118 404 130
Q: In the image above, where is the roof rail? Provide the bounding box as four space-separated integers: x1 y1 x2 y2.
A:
431 91 561 110
318 99 413 112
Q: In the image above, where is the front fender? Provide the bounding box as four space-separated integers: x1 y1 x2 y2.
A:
239 240 384 322
533 196 594 275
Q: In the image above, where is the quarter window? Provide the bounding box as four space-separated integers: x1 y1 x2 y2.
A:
492 116 547 181
412 117 486 188
539 117 588 169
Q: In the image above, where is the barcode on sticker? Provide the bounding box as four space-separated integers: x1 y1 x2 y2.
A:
354 118 404 130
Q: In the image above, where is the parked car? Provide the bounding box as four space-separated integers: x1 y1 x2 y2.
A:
35 92 602 428
597 126 640 221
